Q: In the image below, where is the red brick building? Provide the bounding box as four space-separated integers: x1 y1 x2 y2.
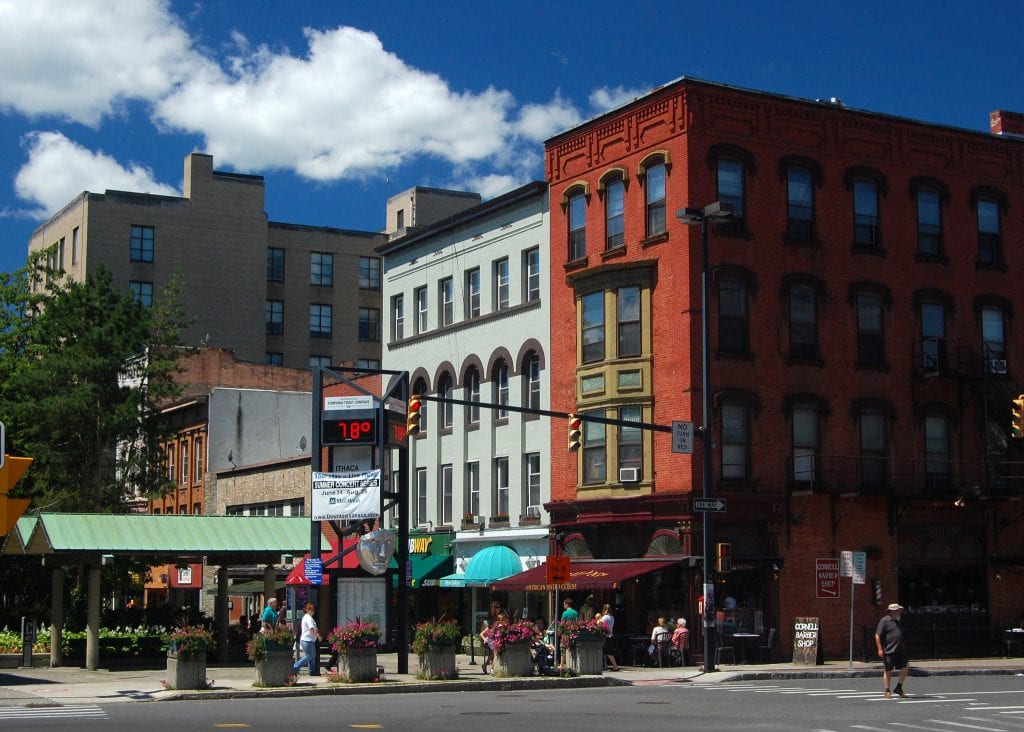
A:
545 77 1024 660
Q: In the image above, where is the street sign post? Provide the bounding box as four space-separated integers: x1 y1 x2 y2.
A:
694 497 726 512
546 555 570 585
671 421 694 454
840 549 867 668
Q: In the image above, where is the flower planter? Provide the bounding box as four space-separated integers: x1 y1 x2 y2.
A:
493 641 533 677
337 648 378 682
567 637 605 675
166 649 207 689
417 646 458 679
254 648 294 687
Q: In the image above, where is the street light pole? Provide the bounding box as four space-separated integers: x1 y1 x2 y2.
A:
677 201 732 673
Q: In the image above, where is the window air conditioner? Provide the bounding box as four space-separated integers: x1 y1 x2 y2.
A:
619 467 641 483
988 358 1008 374
526 505 541 517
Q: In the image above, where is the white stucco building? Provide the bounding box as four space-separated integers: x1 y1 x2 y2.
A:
378 182 552 611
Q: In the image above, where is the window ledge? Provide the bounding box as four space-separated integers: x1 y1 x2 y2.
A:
783 236 821 249
716 222 753 240
914 253 949 266
466 422 480 432
851 244 887 258
786 356 824 368
976 260 1009 273
494 417 509 427
439 427 453 437
600 246 627 261
564 256 589 273
855 361 892 373
522 412 540 422
715 350 755 363
640 232 669 249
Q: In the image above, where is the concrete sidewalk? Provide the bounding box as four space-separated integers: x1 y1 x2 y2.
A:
0 654 1021 706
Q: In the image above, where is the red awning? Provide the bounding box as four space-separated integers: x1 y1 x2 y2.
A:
490 557 685 592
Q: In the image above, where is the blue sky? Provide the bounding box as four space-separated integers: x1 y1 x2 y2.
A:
1 0 1022 276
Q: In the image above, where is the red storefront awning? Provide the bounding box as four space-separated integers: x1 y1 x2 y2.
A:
490 557 685 592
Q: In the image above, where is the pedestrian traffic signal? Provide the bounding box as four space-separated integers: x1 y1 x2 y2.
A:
406 395 423 437
715 542 731 573
567 414 582 452
1013 395 1024 438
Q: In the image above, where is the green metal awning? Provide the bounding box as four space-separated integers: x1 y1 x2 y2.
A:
12 513 329 563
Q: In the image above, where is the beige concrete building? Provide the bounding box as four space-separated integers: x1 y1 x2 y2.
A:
27 152 386 370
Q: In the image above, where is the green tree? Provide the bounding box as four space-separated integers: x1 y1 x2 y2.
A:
0 254 190 512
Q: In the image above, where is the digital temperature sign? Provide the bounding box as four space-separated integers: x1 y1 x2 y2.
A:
321 409 378 445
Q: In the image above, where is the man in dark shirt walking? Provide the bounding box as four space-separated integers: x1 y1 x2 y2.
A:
875 603 909 698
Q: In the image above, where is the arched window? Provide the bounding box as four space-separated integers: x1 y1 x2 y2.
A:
492 360 509 419
438 373 454 429
523 353 541 411
464 367 481 425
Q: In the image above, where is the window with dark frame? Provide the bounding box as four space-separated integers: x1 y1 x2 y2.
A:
311 252 333 286
359 256 381 289
853 179 879 247
582 409 607 484
856 292 885 367
267 248 285 282
568 191 587 260
717 159 744 222
618 405 642 478
859 410 887 490
310 303 332 338
791 406 819 484
721 403 750 480
617 286 641 357
130 225 154 262
581 291 605 363
718 276 748 354
977 199 1002 265
465 267 481 318
358 307 380 342
605 175 625 249
786 168 814 240
916 189 942 256
646 163 667 237
788 283 818 360
265 299 284 335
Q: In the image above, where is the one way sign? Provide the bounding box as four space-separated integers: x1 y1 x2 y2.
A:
694 497 727 512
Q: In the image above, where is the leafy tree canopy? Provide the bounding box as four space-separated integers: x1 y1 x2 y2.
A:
0 253 190 512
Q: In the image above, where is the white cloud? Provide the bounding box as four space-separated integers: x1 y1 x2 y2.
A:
0 0 212 126
588 85 650 115
15 132 179 216
515 93 583 141
154 26 520 181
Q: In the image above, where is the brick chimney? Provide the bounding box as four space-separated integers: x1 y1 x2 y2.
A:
990 110 1024 137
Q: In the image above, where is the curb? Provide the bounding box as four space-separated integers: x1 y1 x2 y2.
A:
158 674 621 702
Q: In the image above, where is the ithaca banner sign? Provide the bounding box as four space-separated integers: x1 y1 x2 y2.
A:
311 469 381 521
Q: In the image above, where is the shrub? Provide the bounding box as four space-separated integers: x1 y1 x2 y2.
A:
165 625 214 661
488 618 536 654
410 618 461 656
327 619 380 652
245 626 295 661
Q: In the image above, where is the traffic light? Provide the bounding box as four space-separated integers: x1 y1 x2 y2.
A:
715 542 732 573
567 413 582 452
1013 395 1024 438
406 395 423 437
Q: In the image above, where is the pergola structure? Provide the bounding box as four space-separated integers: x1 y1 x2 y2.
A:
3 513 324 669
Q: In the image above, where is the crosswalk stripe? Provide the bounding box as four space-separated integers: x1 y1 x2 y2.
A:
0 705 107 720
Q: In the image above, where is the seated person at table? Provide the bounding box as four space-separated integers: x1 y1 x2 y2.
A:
648 617 670 663
671 617 689 663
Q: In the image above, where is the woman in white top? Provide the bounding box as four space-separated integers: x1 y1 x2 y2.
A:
292 603 320 674
600 604 619 671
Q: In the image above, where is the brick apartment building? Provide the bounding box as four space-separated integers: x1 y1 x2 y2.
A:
544 77 1024 660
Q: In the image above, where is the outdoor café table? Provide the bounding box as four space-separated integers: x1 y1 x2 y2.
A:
729 632 761 663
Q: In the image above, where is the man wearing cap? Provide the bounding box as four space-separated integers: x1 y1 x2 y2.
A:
875 603 909 698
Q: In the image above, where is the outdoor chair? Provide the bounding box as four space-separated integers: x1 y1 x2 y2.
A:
715 630 736 666
758 628 776 663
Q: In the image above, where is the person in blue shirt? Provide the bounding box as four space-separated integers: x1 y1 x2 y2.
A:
260 597 279 633
560 597 578 622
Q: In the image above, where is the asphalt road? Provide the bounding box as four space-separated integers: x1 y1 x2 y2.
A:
2 674 1022 731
